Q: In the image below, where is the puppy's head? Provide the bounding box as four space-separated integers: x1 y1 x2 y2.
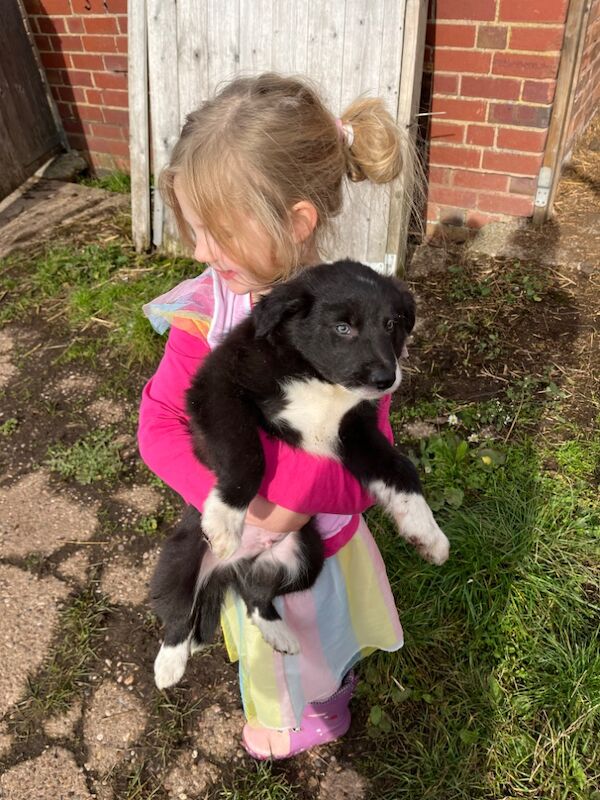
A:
253 260 415 398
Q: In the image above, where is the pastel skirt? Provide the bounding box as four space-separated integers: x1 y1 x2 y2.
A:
220 515 404 730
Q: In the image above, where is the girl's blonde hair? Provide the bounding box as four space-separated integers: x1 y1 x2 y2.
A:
159 73 414 282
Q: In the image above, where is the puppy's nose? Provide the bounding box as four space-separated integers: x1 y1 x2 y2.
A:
368 367 396 391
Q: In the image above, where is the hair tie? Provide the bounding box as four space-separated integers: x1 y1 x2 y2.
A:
335 118 354 148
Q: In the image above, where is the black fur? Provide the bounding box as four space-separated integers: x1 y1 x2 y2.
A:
151 261 444 684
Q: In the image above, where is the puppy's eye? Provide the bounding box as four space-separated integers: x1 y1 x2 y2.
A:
335 323 352 335
385 319 395 332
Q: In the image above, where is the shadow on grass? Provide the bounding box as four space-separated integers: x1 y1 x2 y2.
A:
360 436 599 799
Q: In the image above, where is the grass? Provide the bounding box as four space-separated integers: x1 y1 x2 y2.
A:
46 428 124 484
1 234 598 797
77 170 132 194
0 241 198 367
360 422 600 799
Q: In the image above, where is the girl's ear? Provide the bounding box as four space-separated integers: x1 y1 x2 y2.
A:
253 284 311 338
290 201 318 243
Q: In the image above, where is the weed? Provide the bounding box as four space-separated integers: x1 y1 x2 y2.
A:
46 428 123 484
219 763 300 800
0 417 19 435
78 171 131 194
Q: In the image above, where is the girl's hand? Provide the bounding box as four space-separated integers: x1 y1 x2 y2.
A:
246 495 310 533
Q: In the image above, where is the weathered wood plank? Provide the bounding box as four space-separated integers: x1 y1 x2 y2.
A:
128 0 151 251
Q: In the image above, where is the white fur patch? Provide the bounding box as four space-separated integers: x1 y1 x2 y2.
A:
201 488 245 559
250 609 300 654
252 530 305 586
370 481 450 565
274 378 362 457
154 639 190 689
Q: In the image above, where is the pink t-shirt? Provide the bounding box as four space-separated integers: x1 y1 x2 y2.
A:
137 269 394 553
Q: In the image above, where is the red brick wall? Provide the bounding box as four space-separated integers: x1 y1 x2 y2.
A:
25 0 586 229
565 0 600 156
25 0 129 172
423 0 568 230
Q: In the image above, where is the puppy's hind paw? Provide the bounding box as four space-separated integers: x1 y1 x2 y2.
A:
154 641 190 689
251 611 300 655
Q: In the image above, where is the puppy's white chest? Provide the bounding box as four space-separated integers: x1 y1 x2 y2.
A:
274 378 360 457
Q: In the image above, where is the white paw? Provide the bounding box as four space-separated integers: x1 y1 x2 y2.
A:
370 482 450 566
154 641 189 689
201 488 245 559
190 637 207 656
398 494 450 565
250 611 300 655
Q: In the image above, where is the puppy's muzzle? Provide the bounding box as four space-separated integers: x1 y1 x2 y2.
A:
367 366 397 392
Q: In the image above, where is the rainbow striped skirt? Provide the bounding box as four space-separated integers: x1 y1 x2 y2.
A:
220 514 404 730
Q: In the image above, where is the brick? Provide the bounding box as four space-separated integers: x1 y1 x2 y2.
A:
499 0 568 23
522 80 556 103
489 102 552 128
467 124 496 146
92 122 127 140
427 166 451 185
34 34 52 52
429 120 465 142
103 54 128 72
46 68 67 86
509 26 564 52
435 49 492 74
482 150 543 175
465 210 504 228
40 51 70 70
71 0 108 10
58 35 85 52
38 0 72 12
453 170 509 191
477 25 508 49
437 0 496 21
85 88 103 105
78 104 105 122
429 144 482 168
432 73 459 94
55 101 73 118
66 17 85 34
117 16 128 34
68 69 96 88
99 89 129 107
477 192 535 216
70 53 105 70
426 23 476 48
430 96 487 122
59 85 87 104
439 206 467 226
509 176 537 195
105 0 128 11
493 52 560 79
496 127 547 152
102 107 129 126
461 75 522 100
93 71 128 90
428 186 478 207
86 137 130 157
36 16 66 34
62 118 85 135
84 16 120 34
114 35 128 53
82 35 118 53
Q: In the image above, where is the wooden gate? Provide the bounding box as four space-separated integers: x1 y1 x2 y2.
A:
129 0 427 273
0 2 64 200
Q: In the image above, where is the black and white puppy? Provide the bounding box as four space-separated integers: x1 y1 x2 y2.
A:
151 260 449 689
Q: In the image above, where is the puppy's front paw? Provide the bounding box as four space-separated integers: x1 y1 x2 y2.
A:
392 493 450 565
201 488 245 559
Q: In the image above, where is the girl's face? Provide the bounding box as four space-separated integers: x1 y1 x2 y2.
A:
174 179 278 295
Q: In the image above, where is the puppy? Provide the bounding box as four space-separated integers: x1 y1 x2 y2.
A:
151 260 449 689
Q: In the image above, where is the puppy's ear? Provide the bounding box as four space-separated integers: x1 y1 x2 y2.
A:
253 284 311 338
391 281 416 334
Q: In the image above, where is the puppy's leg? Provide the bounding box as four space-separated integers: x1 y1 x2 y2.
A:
236 525 324 655
339 408 450 565
150 507 206 689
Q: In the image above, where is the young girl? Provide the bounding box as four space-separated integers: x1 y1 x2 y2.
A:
138 73 412 760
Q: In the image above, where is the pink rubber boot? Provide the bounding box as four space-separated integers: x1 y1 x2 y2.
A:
242 671 358 760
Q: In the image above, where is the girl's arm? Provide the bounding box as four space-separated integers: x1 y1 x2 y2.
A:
138 326 394 526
